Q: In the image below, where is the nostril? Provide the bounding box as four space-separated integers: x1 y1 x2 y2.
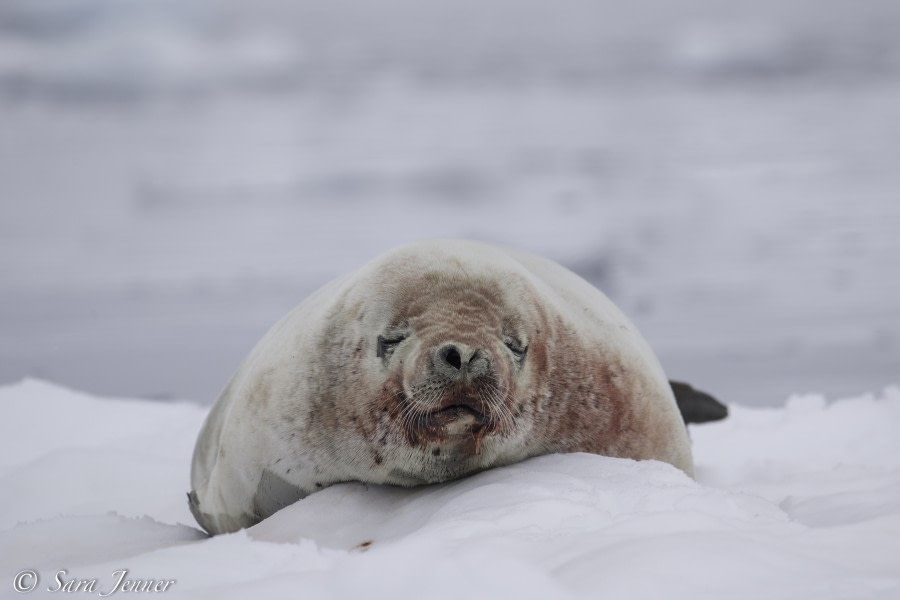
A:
442 346 462 370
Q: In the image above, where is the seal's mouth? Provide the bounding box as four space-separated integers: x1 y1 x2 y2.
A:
402 382 504 452
422 398 491 455
422 396 490 436
433 403 485 420
430 395 486 421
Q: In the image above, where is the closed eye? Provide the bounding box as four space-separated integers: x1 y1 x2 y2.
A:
504 337 527 361
377 333 407 359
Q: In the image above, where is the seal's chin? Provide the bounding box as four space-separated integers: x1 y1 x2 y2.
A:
423 399 496 464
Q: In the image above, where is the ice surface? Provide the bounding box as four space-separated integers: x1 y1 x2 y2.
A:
1 380 899 598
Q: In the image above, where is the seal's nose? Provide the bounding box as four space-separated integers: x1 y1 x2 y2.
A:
434 343 490 379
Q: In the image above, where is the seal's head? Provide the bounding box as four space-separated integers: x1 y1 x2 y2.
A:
379 277 546 475
316 249 552 485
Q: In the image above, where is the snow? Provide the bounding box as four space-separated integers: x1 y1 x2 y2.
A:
2 380 899 598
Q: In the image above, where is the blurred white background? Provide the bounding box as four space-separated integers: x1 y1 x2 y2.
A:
1 0 898 405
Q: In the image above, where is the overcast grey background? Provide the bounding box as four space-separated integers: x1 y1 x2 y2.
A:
1 0 898 406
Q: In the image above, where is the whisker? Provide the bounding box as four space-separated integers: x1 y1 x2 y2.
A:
482 379 514 435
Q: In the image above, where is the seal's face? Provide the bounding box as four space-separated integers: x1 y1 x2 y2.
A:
355 272 550 484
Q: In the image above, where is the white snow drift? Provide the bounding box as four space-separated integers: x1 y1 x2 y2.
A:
1 379 899 599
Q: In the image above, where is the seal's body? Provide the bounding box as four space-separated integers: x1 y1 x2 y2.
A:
190 240 694 535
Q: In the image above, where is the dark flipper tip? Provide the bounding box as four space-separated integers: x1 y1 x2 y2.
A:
669 380 728 424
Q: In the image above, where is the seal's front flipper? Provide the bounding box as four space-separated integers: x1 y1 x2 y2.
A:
669 381 728 424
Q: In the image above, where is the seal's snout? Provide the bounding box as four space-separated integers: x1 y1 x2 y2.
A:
434 343 491 380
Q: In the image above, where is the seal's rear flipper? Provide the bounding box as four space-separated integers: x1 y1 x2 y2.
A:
669 381 728 424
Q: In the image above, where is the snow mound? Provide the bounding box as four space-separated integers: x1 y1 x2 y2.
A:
2 380 899 599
